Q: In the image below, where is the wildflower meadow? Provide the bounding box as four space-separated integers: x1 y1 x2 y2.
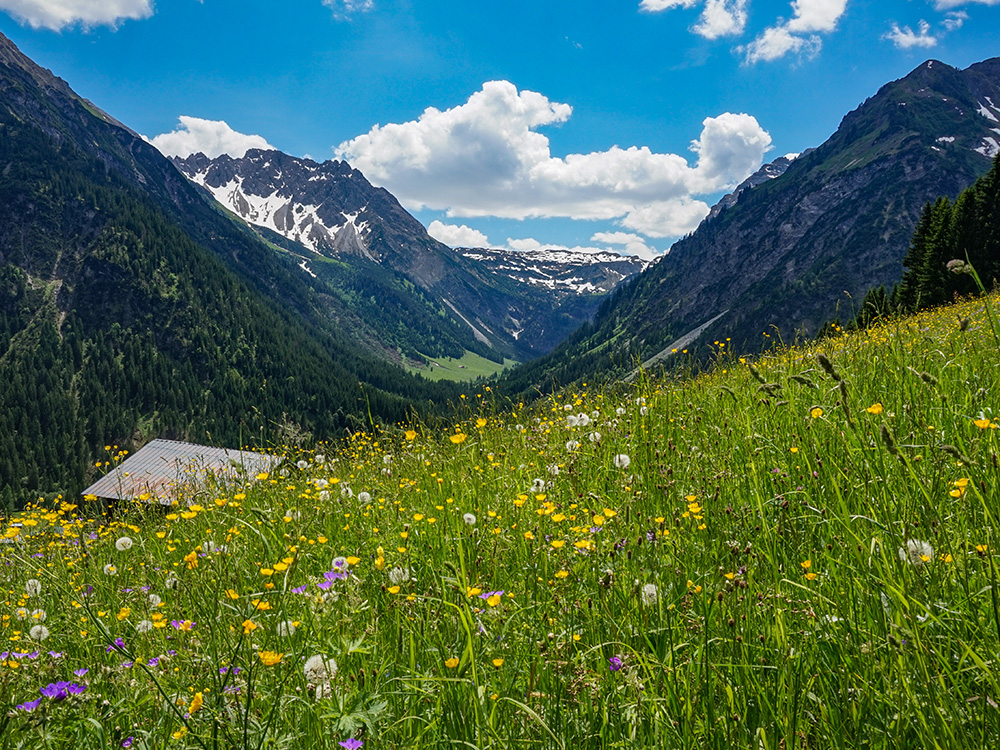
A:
2 293 999 749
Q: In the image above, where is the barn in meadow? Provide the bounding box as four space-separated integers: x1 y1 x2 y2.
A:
81 439 278 506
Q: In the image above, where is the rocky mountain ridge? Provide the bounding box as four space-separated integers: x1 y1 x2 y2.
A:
502 56 1000 394
171 149 647 360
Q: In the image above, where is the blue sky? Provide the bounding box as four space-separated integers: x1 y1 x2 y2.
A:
1 1 999 257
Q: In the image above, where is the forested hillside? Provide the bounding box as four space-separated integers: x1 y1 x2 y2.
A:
0 35 457 509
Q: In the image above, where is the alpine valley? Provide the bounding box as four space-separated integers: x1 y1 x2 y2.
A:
0 31 642 505
170 149 647 366
2 22 1000 505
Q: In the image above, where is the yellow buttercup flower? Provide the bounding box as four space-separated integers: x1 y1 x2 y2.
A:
445 657 459 668
258 651 283 666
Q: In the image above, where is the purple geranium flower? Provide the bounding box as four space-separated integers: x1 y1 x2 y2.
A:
40 681 72 700
291 584 308 594
147 657 160 666
74 667 89 677
122 738 134 748
17 698 41 712
338 740 363 750
106 637 126 653
608 655 623 672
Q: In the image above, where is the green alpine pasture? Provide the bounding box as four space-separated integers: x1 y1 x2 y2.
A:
2 292 999 749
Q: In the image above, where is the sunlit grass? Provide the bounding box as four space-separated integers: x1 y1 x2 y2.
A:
404 350 516 382
1 293 999 749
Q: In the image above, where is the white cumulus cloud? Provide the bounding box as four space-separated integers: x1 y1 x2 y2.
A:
323 0 374 19
619 197 713 238
884 20 938 49
0 0 152 30
741 0 848 64
933 0 1000 8
942 11 968 30
427 221 491 248
785 0 849 33
149 116 275 159
590 231 660 258
639 0 698 12
693 0 749 39
336 81 770 241
640 0 748 40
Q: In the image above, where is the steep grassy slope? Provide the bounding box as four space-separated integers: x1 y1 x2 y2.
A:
2 292 998 747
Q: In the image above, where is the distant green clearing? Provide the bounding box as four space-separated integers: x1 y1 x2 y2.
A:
406 350 516 381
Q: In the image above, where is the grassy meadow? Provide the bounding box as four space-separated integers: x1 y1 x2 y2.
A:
2 293 999 749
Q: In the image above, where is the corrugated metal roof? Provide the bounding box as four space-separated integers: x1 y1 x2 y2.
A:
82 439 279 504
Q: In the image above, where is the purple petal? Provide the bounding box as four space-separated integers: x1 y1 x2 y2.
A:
17 698 41 712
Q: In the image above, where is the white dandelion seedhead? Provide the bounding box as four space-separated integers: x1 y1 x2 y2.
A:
277 620 296 637
31 609 46 622
566 415 580 428
25 579 42 596
358 491 372 504
530 478 546 493
463 513 477 526
899 539 934 567
149 594 162 608
314 454 326 465
613 454 631 469
103 564 118 576
547 463 560 476
165 572 180 590
29 625 50 641
203 540 227 555
566 440 580 452
616 407 627 417
296 459 309 470
303 654 338 690
314 479 329 490
589 431 601 443
340 485 354 499
15 607 29 620
577 413 591 427
388 567 409 586
136 620 154 634
115 536 134 551
640 583 659 606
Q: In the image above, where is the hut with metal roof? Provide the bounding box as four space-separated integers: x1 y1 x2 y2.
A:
82 439 279 505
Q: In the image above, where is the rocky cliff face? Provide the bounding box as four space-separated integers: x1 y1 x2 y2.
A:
504 57 1000 393
705 151 809 222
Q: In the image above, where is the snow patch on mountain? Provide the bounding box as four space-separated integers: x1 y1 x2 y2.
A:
454 246 647 294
